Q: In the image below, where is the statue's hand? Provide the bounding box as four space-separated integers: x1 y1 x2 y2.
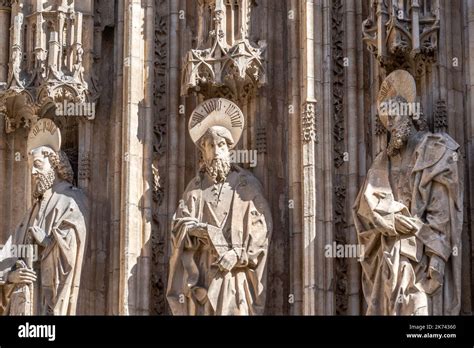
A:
394 214 418 234
27 226 50 247
218 249 238 272
187 222 208 239
420 254 445 295
7 267 37 284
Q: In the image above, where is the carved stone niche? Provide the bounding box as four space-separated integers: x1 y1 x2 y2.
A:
362 0 440 75
0 0 99 133
181 0 266 101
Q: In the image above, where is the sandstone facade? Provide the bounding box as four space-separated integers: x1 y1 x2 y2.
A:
0 0 472 315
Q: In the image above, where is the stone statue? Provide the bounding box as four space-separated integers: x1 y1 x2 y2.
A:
353 70 463 315
167 98 272 315
0 119 88 315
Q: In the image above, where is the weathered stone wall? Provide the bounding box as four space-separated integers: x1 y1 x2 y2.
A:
0 0 472 315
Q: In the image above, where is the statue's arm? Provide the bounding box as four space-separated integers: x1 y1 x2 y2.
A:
0 282 13 315
417 181 452 262
410 180 454 290
0 260 36 315
28 226 53 247
39 201 83 266
0 268 9 285
173 184 199 221
170 188 203 250
238 192 272 269
48 223 79 266
357 191 402 237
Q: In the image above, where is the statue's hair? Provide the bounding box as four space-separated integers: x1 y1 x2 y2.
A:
198 126 234 149
45 150 75 184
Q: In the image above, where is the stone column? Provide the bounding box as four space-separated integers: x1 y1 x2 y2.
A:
0 1 10 83
288 0 303 315
167 0 180 233
313 0 335 315
465 0 474 313
344 0 361 316
117 0 152 315
0 1 11 244
300 0 317 315
107 0 125 315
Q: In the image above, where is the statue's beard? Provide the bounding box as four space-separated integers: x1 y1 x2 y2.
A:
204 157 231 183
387 119 413 157
33 169 56 199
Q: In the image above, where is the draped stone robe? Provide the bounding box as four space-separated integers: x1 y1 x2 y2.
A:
167 166 272 315
353 131 462 315
0 180 88 315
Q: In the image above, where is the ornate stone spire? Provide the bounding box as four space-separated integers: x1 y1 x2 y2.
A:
362 0 440 75
181 0 266 101
0 0 99 133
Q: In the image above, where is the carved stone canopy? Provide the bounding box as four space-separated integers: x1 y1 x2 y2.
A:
181 0 266 101
0 0 99 133
362 0 440 75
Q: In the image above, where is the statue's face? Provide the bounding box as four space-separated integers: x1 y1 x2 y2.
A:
380 113 401 133
30 146 53 177
379 97 416 134
30 146 56 198
380 108 414 156
200 131 232 183
201 133 230 165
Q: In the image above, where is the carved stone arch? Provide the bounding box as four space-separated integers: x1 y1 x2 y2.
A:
197 62 215 84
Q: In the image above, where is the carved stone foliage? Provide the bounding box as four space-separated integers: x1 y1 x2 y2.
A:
362 0 440 75
332 0 348 316
332 0 345 168
334 181 347 315
151 0 168 315
181 0 266 101
0 0 99 133
153 11 167 158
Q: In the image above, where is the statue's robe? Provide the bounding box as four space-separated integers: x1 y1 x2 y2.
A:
353 131 462 315
167 166 272 315
0 180 88 315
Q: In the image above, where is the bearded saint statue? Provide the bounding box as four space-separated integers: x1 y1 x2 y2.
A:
167 98 273 315
353 70 463 315
0 119 88 315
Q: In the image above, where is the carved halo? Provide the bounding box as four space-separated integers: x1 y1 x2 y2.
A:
377 69 417 116
27 118 62 153
189 98 244 149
